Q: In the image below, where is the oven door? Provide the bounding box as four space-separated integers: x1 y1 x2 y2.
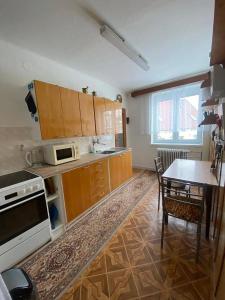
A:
0 191 49 248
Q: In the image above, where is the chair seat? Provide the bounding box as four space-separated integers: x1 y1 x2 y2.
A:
164 195 202 223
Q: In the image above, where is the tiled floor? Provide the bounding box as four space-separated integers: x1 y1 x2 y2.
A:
60 177 212 300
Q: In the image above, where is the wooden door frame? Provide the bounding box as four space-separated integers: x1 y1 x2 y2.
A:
122 108 127 147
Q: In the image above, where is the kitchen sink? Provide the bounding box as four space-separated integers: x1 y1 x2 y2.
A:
100 150 116 154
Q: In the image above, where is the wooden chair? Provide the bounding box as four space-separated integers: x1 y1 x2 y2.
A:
154 157 188 211
161 178 206 262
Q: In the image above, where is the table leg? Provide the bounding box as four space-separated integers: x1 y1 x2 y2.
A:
164 180 171 225
205 186 213 240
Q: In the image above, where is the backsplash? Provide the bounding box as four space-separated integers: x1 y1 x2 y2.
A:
0 127 115 176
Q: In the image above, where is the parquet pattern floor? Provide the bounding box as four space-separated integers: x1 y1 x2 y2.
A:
60 174 212 300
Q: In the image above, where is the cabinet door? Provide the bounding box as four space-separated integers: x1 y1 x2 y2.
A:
34 80 64 139
62 166 91 222
105 99 115 135
90 159 109 205
79 93 96 136
109 154 122 191
123 151 133 181
93 96 106 135
60 87 82 137
114 102 123 134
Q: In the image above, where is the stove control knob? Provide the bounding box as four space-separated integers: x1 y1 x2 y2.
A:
20 189 26 195
33 184 40 191
26 186 33 193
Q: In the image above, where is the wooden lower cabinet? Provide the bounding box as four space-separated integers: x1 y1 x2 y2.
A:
62 165 91 222
62 152 132 223
109 154 123 191
90 160 110 205
109 150 133 191
123 150 133 182
62 159 109 222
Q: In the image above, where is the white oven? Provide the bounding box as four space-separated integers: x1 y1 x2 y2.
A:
0 171 50 272
43 143 80 165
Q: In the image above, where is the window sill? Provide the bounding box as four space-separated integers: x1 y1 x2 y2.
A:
150 143 203 147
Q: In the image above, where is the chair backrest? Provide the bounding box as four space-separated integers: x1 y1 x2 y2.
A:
154 157 164 184
161 178 205 223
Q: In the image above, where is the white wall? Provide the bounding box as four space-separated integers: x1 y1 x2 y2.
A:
0 39 126 127
0 39 127 174
126 94 211 170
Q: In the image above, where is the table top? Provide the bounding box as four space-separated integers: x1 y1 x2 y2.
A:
162 159 224 187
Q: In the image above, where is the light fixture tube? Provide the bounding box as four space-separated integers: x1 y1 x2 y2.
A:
100 24 149 71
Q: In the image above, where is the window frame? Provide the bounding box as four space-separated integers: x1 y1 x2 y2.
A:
151 84 203 146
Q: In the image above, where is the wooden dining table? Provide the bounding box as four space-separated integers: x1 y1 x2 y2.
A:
162 159 224 239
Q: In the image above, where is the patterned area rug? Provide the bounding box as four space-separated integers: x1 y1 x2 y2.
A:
20 171 156 300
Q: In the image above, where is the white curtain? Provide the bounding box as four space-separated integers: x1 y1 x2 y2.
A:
138 94 151 135
200 86 211 102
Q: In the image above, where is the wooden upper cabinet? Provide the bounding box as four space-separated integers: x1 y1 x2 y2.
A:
34 80 64 139
93 96 106 135
59 87 82 137
114 102 123 134
105 98 115 135
79 93 96 136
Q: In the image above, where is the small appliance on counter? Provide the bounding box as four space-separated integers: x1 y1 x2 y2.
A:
43 143 80 165
25 148 43 167
1 268 37 300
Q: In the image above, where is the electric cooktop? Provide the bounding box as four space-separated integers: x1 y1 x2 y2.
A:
0 170 38 189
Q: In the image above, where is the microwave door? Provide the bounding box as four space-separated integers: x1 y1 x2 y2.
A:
55 148 73 161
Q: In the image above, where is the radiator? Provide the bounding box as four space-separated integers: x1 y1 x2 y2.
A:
157 148 190 170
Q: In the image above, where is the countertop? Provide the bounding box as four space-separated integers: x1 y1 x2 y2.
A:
28 148 131 178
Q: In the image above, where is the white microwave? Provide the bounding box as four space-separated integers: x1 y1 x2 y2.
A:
43 143 80 165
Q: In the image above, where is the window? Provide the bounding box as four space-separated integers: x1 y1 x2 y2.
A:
151 83 203 145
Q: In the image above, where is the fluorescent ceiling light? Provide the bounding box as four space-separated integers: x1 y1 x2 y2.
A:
100 24 149 71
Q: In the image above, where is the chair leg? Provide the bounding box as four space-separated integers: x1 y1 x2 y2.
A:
165 213 168 225
161 213 165 249
158 185 160 211
196 222 202 263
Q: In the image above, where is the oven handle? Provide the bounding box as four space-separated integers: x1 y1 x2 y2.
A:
0 192 46 213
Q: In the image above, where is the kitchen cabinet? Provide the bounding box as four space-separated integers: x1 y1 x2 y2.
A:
114 102 123 134
62 151 132 223
122 151 133 182
62 159 109 222
93 96 106 135
62 165 91 222
109 150 133 191
60 87 82 137
109 154 122 190
33 80 121 139
34 80 64 139
79 93 96 136
105 98 115 135
90 159 109 205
